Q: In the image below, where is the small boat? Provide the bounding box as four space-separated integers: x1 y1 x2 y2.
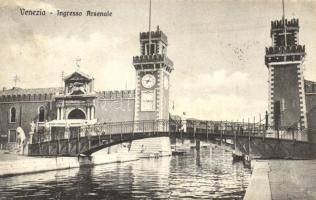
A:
232 150 244 162
243 155 251 168
172 150 187 156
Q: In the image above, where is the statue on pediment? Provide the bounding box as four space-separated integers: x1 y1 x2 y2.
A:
69 81 86 95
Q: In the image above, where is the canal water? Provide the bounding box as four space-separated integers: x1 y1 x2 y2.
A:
0 146 251 199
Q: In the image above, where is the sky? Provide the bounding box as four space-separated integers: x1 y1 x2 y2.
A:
0 0 315 121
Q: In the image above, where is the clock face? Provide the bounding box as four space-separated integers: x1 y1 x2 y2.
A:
164 76 169 89
141 74 156 89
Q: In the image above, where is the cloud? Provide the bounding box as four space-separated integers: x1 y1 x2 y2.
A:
171 69 266 120
0 32 136 90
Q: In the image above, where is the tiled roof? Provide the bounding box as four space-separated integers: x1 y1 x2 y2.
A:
0 87 63 96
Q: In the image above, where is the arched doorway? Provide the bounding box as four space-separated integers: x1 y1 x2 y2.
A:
68 109 86 119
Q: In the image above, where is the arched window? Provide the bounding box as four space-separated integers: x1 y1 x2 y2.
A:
10 107 16 123
39 106 45 122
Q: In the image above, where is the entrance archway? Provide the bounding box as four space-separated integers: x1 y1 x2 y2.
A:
68 109 86 119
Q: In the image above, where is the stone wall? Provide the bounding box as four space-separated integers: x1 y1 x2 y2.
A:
272 64 302 127
95 90 135 122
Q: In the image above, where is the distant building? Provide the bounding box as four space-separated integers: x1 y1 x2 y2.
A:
0 26 174 148
265 18 316 141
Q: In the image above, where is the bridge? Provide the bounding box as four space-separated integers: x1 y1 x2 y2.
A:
28 119 316 159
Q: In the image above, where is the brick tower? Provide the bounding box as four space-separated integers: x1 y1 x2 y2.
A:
265 18 307 129
133 26 174 130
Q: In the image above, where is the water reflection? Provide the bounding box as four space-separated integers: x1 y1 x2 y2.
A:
0 147 250 199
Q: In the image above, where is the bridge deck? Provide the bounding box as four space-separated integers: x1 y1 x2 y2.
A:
28 120 316 158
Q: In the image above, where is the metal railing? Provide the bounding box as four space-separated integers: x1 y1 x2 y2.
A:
32 119 309 143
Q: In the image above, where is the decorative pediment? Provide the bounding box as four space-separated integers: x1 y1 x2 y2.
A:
64 71 92 83
63 71 94 95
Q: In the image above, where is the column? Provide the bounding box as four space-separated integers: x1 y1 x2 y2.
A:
61 107 64 120
49 126 52 141
87 107 90 120
91 106 95 120
57 108 60 120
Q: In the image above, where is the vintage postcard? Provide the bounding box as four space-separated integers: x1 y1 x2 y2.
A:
0 0 315 199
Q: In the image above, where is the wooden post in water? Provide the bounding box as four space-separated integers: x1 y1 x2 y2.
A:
206 121 208 140
292 128 295 141
224 120 227 143
57 138 60 155
196 140 200 153
234 120 238 150
193 121 196 138
248 118 250 156
48 141 51 155
77 129 80 154
67 138 70 155
259 114 261 136
242 118 244 136
220 121 223 146
88 134 91 150
253 116 256 136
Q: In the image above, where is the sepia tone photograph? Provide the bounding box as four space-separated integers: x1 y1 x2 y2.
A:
0 0 316 199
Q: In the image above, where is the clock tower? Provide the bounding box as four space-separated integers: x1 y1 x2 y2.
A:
133 26 174 131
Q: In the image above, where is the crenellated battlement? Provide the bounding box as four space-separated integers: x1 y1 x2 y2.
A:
97 90 135 100
133 54 173 67
271 18 299 29
0 87 62 102
265 45 305 65
140 26 168 45
265 45 305 55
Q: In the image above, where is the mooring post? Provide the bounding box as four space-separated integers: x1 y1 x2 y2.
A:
67 138 70 155
253 116 256 136
234 121 237 150
88 134 91 150
196 140 200 153
248 117 251 156
206 121 208 140
259 114 262 136
57 138 60 155
220 121 223 146
48 141 51 155
77 130 80 154
292 128 295 141
193 121 196 138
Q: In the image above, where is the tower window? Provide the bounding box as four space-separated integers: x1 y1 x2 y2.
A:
39 106 45 122
10 107 16 123
146 43 156 55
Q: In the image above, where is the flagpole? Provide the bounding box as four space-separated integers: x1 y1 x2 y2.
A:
282 0 287 47
148 0 152 55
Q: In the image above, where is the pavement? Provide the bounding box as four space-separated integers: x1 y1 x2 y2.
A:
268 160 316 200
0 150 32 161
244 159 316 200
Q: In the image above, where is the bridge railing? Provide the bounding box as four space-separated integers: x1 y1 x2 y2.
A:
32 119 308 143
